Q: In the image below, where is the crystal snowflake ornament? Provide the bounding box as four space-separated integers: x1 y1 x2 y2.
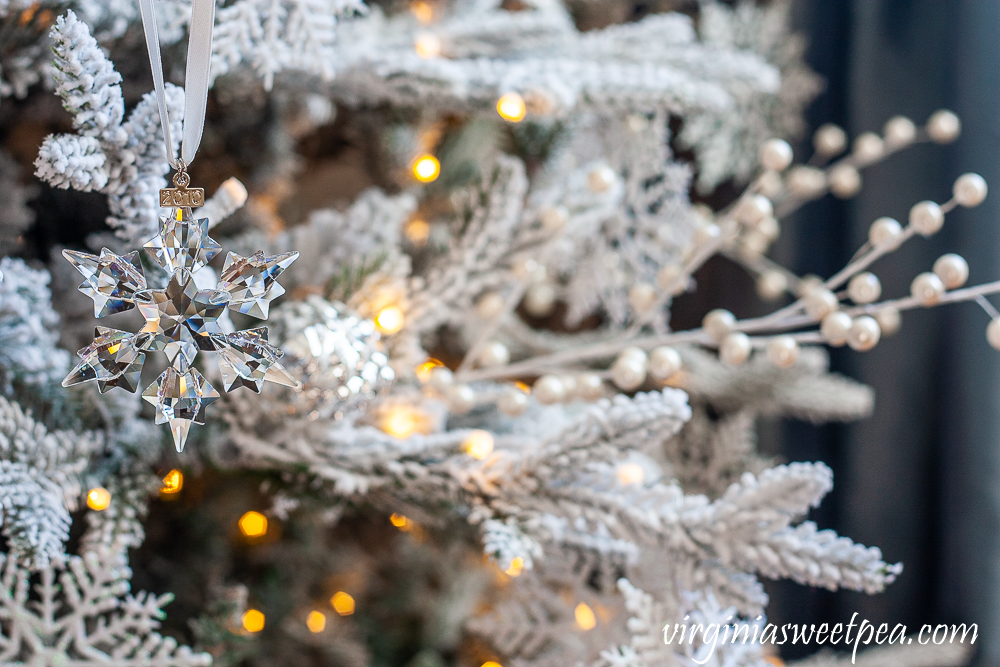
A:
62 205 299 452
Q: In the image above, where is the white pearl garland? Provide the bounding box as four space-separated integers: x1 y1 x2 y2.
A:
847 316 881 351
767 336 799 368
829 164 862 198
476 291 505 319
541 206 569 232
909 201 944 236
611 352 647 390
628 283 657 312
533 374 565 404
757 215 780 241
498 388 528 416
874 307 902 336
511 257 545 281
447 384 476 413
576 373 604 400
737 195 773 226
759 138 793 172
804 288 839 320
588 165 616 192
933 253 969 289
821 311 853 346
429 366 453 391
847 272 881 304
719 332 751 365
692 221 722 247
911 272 945 305
648 346 682 381
757 270 788 300
477 341 510 368
927 110 961 144
703 309 736 342
814 123 847 156
787 166 826 197
987 319 1000 350
883 115 916 147
953 173 988 208
868 217 903 247
852 132 884 162
656 265 686 295
524 282 557 316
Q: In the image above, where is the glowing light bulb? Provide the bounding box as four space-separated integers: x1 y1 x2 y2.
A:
411 0 434 23
463 430 495 460
86 487 111 511
414 33 442 59
575 602 597 630
415 358 444 383
306 610 327 633
242 609 265 633
381 405 423 439
505 556 524 577
405 218 431 246
239 511 268 537
390 513 414 531
481 662 503 667
160 469 183 495
496 93 526 122
615 462 644 486
412 155 440 183
331 592 355 615
376 306 405 334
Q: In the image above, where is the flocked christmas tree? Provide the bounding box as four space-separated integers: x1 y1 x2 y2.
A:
0 1 989 665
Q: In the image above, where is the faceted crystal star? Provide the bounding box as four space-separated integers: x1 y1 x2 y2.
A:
62 327 146 393
143 207 221 272
218 251 299 318
63 248 147 317
143 367 220 452
135 269 230 369
213 327 298 392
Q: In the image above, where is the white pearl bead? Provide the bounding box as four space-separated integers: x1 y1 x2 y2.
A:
821 311 853 346
429 366 453 391
767 336 799 368
874 307 901 336
524 282 556 317
847 316 881 351
497 388 528 416
618 347 647 363
927 109 961 144
868 217 903 247
787 166 826 197
533 375 565 404
588 165 616 192
559 374 578 399
511 257 545 281
628 283 657 312
477 341 510 368
447 384 476 413
953 173 988 208
576 373 604 400
847 272 882 304
648 346 682 381
476 291 506 319
740 231 770 256
933 253 969 289
829 164 862 198
852 132 884 162
541 206 569 232
611 354 647 391
909 201 944 236
883 115 916 147
759 139 793 172
656 265 686 295
693 221 722 246
804 288 839 320
910 272 945 305
987 319 1000 350
758 170 784 199
703 309 736 342
719 332 752 365
737 194 774 226
756 270 788 301
814 123 847 156
756 215 780 241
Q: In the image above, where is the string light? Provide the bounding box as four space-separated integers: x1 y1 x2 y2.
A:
242 609 265 633
376 306 405 334
331 591 355 616
405 218 431 246
575 602 597 630
390 513 414 531
481 662 503 667
410 0 434 23
504 556 524 577
496 92 526 122
415 358 444 383
414 33 442 59
463 430 494 460
411 155 440 182
306 610 327 633
239 511 268 537
160 469 183 495
615 462 644 486
86 487 111 511
380 405 428 439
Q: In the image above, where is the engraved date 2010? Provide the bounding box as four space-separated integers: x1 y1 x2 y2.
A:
160 187 205 208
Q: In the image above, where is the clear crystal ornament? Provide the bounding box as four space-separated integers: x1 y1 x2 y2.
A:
272 295 394 418
62 204 299 452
